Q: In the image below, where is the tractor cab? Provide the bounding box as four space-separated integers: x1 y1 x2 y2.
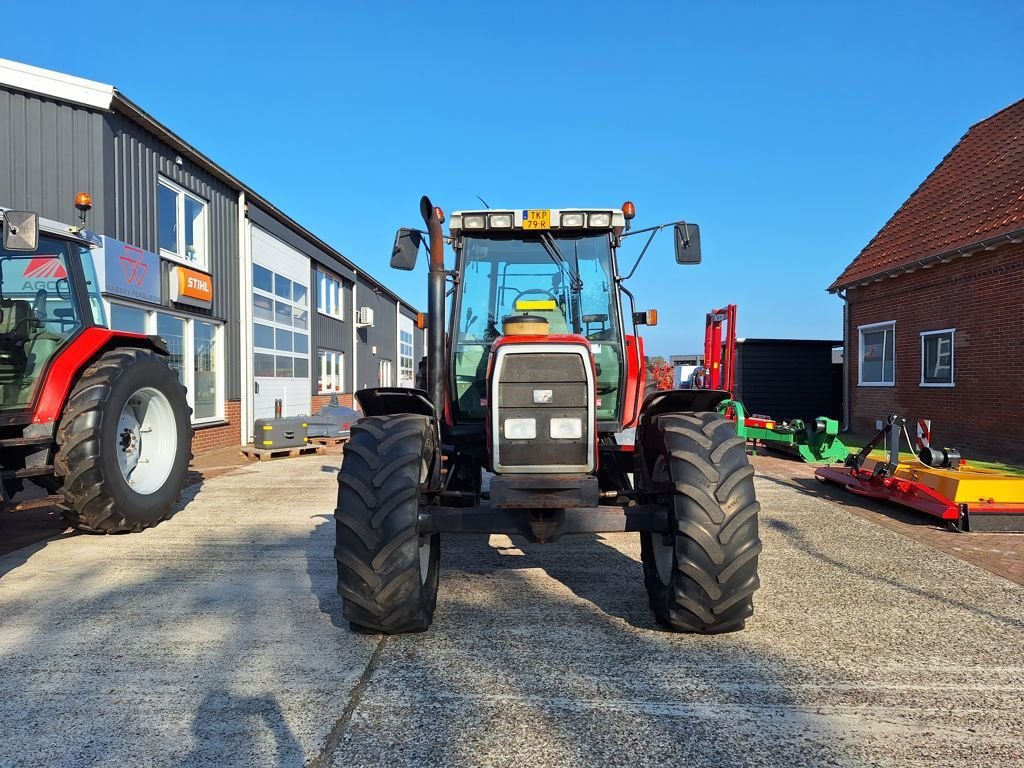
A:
448 210 626 425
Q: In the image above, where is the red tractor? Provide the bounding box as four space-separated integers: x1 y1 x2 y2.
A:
1 207 192 532
335 199 760 634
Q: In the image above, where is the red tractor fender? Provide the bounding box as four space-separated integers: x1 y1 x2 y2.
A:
621 335 645 429
32 327 169 425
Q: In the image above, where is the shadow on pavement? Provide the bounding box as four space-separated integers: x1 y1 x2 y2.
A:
763 516 1024 631
308 518 847 767
173 689 303 768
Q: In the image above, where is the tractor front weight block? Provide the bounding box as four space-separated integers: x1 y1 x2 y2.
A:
419 504 668 543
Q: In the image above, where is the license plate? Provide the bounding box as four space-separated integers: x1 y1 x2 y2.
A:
522 209 550 230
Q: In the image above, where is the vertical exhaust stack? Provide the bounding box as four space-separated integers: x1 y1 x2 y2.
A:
420 196 446 416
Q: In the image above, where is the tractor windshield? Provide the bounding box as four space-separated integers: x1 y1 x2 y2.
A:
0 238 89 413
454 233 623 421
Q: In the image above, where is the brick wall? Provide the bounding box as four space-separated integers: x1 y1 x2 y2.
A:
191 399 241 455
311 392 355 412
846 241 1024 462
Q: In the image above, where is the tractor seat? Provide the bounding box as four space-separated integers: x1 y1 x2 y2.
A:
0 298 33 387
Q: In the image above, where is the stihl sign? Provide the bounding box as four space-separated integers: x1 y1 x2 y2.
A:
170 265 213 308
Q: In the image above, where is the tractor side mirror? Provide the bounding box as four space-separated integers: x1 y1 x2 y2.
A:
674 223 701 264
3 211 40 251
391 228 422 271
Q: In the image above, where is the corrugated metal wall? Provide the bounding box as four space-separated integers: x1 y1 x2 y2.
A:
0 88 108 226
354 279 399 391
311 273 354 394
107 115 241 400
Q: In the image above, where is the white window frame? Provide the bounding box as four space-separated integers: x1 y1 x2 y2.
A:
920 328 955 388
252 264 310 381
378 358 392 387
157 176 209 269
317 270 344 319
398 329 415 388
318 349 344 393
105 299 225 425
858 320 896 387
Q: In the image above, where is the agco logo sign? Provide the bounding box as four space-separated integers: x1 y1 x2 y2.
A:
20 257 67 290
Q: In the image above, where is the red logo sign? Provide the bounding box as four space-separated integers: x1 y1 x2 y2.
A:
119 245 149 286
22 257 67 279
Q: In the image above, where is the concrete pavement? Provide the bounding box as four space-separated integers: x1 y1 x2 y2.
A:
1 456 1022 767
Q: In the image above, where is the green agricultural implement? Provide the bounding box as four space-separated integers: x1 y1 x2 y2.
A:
718 399 850 464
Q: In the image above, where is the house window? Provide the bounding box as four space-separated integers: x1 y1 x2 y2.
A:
858 321 895 386
107 302 224 424
399 330 415 388
157 177 208 269
317 270 344 318
252 264 309 380
318 349 344 393
921 329 954 387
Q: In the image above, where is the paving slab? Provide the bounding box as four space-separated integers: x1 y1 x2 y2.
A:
0 457 1021 767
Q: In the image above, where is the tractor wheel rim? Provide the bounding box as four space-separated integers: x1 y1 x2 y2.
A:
117 387 177 496
651 456 675 585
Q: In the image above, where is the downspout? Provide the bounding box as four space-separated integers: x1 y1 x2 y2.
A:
351 273 358 394
420 196 446 415
839 288 850 432
237 190 251 445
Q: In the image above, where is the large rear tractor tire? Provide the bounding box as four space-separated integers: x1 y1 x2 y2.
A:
335 414 440 634
55 348 193 533
640 411 761 633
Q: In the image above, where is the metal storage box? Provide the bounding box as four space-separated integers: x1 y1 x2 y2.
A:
254 418 308 449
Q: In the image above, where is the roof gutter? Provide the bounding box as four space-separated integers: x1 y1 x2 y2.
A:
829 226 1024 293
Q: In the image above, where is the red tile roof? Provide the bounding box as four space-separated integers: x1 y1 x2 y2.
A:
831 99 1024 291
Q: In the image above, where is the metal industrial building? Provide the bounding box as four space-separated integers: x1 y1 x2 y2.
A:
0 58 423 453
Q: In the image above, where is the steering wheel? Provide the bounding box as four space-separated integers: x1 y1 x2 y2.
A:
512 289 558 307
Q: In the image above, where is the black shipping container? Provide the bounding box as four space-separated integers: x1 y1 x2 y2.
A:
733 339 842 422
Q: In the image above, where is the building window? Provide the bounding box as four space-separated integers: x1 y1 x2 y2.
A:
194 321 220 419
378 358 392 387
157 314 186 384
109 304 147 335
318 349 344 392
399 330 415 388
252 264 309 380
921 329 954 387
858 321 895 386
317 270 344 318
107 302 224 424
157 177 208 269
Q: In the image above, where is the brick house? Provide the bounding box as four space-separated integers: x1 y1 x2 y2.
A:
829 100 1024 462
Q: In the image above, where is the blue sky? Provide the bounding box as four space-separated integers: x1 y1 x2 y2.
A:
5 1 1022 355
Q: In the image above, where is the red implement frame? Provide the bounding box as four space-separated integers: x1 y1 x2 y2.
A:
704 304 736 392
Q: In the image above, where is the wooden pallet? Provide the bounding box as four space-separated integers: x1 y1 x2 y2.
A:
240 444 324 461
308 436 348 447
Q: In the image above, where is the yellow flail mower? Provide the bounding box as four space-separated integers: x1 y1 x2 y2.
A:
815 415 1024 532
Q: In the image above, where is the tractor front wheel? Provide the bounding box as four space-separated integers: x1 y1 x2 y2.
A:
55 348 193 533
640 411 761 633
334 414 440 634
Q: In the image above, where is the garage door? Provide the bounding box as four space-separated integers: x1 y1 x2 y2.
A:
251 226 311 421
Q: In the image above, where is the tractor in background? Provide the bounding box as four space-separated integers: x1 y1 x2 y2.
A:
1 204 192 532
334 198 761 634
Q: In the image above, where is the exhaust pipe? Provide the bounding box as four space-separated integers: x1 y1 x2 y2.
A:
420 196 446 417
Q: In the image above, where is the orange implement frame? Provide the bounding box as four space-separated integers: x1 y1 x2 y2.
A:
704 304 736 392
